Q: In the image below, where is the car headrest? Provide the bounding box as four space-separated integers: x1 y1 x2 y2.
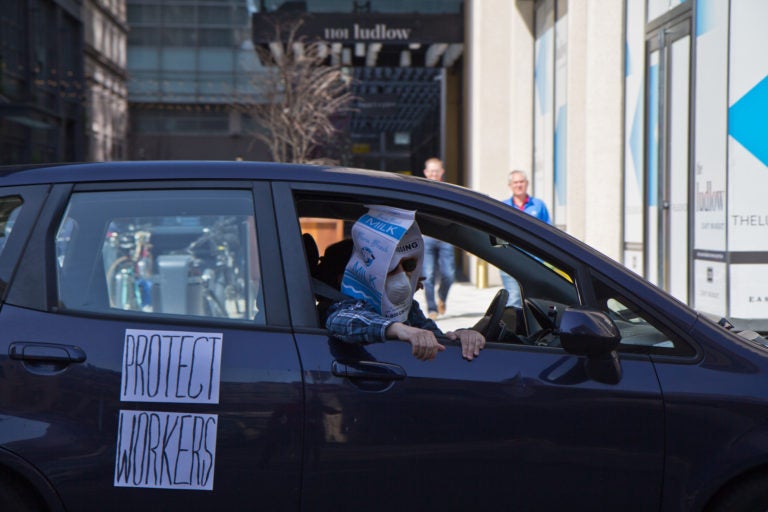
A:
316 238 353 289
303 233 320 277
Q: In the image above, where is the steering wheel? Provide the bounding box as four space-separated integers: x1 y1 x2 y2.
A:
472 289 509 340
524 298 557 331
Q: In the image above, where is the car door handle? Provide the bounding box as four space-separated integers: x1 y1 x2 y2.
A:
331 360 406 381
8 342 87 364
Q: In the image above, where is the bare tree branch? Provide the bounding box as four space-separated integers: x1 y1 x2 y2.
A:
235 19 357 164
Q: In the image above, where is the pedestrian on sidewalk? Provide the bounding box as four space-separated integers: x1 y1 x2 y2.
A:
501 170 551 308
421 157 456 320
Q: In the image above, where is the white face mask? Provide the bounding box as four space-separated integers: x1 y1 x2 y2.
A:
385 271 412 305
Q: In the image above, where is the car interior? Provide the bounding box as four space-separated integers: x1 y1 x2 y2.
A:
55 190 263 323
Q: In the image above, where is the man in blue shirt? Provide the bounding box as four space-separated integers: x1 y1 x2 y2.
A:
501 170 551 307
502 170 551 223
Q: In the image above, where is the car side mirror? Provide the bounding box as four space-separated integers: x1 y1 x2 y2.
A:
559 307 621 356
559 307 622 384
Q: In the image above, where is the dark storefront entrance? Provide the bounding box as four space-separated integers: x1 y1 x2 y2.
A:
252 1 465 178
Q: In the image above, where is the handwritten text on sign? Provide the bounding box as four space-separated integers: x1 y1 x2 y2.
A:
114 410 217 490
121 329 223 404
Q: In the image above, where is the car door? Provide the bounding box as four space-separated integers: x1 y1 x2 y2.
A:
0 181 302 510
276 182 665 511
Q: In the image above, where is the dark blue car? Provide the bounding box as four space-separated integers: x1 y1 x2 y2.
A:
0 161 766 511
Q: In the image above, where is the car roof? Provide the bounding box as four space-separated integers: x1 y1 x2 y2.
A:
0 159 497 222
0 161 515 229
0 160 420 187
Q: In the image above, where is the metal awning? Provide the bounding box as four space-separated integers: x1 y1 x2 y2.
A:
350 67 442 137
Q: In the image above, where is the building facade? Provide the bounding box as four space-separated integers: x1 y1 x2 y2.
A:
5 0 764 327
83 0 129 161
125 0 270 160
0 0 127 164
0 0 87 164
469 0 768 329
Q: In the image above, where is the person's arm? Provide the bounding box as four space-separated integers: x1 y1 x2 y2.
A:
383 300 444 360
444 329 486 361
407 299 443 335
407 299 486 361
384 322 445 361
536 198 552 224
326 299 446 361
325 300 392 344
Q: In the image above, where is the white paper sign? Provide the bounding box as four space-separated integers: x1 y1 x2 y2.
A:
121 329 222 404
114 410 217 490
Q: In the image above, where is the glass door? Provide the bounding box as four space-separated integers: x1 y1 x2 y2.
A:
645 19 691 303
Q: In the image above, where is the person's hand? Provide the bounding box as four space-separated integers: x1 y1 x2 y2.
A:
386 322 446 361
445 329 486 361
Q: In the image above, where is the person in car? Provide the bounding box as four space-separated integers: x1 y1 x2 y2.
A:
320 208 485 362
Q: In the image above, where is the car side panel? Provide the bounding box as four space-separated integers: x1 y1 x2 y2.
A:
0 306 303 510
655 320 768 511
296 335 664 511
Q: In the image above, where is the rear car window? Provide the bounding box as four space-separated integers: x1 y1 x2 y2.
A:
55 189 264 323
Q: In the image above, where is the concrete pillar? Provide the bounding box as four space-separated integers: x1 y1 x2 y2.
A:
567 0 624 260
467 0 624 265
565 1 588 242
466 0 534 201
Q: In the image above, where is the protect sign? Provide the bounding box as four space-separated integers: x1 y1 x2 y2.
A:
115 329 223 491
120 329 222 404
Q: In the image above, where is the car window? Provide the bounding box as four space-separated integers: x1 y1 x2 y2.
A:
0 196 23 256
55 189 263 323
490 236 574 284
592 277 694 356
296 199 581 344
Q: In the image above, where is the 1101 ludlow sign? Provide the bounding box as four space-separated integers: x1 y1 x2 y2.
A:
324 24 412 41
252 13 463 45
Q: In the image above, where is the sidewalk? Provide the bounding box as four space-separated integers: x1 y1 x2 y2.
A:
413 280 502 333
